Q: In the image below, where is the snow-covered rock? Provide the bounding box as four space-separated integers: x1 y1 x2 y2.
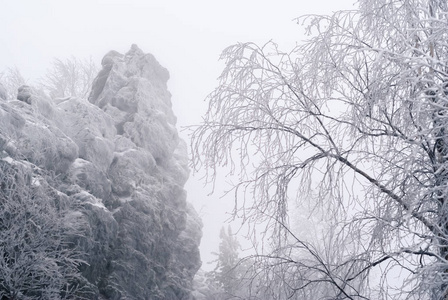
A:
17 85 32 104
0 45 202 300
56 97 116 172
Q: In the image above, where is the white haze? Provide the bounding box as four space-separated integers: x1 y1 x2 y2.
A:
0 0 355 269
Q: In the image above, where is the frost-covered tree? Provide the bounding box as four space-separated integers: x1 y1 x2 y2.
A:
206 227 264 300
0 67 26 100
192 0 448 299
39 56 98 99
0 56 97 101
213 226 240 295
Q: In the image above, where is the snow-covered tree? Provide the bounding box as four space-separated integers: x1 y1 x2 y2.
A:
0 56 97 101
39 56 98 99
192 0 448 298
213 226 240 295
0 67 26 100
206 227 265 299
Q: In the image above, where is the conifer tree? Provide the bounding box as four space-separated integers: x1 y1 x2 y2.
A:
213 226 240 296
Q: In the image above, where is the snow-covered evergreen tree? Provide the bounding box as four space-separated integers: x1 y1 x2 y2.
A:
213 226 240 295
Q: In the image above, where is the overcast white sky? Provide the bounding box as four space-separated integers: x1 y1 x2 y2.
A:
0 0 356 269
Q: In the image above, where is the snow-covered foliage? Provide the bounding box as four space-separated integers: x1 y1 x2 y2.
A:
0 159 88 299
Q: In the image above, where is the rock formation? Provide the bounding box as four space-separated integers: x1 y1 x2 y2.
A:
0 45 202 299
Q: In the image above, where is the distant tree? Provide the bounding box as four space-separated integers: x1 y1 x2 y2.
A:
206 226 263 300
39 56 98 99
192 0 448 299
213 226 240 296
0 159 88 299
0 67 26 100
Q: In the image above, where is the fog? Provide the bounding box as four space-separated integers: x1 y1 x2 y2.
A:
0 0 355 269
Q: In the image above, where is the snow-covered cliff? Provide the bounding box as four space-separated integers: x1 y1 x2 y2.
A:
0 45 202 299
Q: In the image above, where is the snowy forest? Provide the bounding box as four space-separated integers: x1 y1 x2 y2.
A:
1 0 448 299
